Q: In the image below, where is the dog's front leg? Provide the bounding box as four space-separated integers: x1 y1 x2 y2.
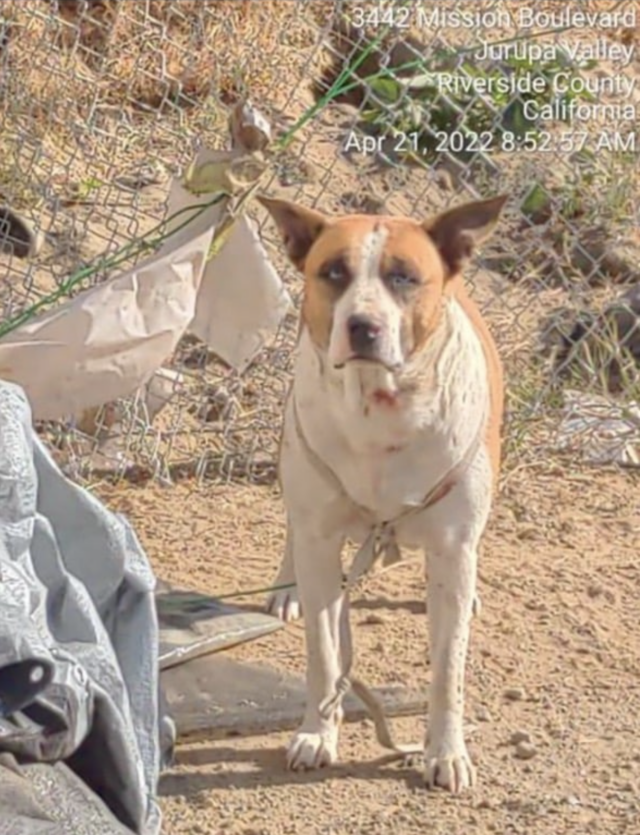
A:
266 517 302 622
424 537 478 793
286 526 345 771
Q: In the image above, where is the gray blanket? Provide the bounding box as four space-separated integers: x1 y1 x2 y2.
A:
0 381 164 834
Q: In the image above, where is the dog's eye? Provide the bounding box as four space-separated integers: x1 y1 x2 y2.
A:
321 262 349 283
386 271 419 289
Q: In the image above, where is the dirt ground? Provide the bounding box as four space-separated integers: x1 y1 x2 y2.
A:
97 454 640 835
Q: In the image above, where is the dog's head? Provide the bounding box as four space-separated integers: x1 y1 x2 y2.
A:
260 195 507 372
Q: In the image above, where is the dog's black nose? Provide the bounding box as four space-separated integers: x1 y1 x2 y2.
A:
347 314 381 354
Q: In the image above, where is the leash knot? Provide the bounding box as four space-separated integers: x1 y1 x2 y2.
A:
319 674 351 721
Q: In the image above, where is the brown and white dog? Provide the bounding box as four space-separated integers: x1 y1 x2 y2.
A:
259 193 507 793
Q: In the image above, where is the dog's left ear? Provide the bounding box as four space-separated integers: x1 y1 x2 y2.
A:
424 195 508 278
258 196 328 272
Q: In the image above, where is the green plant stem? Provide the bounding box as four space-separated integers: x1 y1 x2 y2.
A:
276 23 391 149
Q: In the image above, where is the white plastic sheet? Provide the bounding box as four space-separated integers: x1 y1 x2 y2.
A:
0 149 291 421
556 390 640 467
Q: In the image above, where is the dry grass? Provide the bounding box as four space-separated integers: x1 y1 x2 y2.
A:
0 0 332 190
4 0 322 108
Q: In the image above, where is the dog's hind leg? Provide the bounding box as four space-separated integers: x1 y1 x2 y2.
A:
266 516 302 622
285 527 345 771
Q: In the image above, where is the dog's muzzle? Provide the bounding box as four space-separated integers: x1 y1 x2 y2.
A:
332 314 402 372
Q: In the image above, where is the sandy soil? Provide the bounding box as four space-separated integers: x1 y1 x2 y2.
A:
96 456 640 835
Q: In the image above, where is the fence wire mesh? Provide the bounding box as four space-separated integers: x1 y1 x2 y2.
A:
0 0 638 485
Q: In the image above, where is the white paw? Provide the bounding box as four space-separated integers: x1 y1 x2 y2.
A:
266 585 301 622
286 730 338 771
424 739 476 793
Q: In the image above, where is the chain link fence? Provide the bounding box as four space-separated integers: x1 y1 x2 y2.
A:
0 0 638 486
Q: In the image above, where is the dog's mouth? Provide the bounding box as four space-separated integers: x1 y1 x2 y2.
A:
333 356 402 373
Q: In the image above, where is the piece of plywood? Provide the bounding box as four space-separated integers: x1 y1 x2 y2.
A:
162 655 426 743
156 583 284 671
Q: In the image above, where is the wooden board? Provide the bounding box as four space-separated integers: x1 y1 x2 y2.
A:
156 583 284 671
162 654 426 743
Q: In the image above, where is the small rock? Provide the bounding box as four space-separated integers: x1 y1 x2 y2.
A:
516 525 539 541
0 205 43 258
515 741 537 760
435 168 454 191
504 687 526 702
571 226 640 286
388 35 426 68
375 136 404 167
360 614 385 626
229 100 271 152
114 160 168 190
340 190 385 214
520 182 554 224
510 730 532 745
333 101 360 123
476 706 492 722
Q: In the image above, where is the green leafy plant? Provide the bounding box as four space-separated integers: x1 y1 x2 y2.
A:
355 41 597 163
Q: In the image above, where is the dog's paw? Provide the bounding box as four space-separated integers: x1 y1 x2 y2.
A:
266 585 301 622
424 741 476 794
286 730 338 771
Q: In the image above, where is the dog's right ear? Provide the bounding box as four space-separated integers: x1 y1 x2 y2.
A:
424 195 508 279
258 196 327 271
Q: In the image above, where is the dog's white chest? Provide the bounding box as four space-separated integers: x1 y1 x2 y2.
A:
288 302 488 526
335 440 444 520
294 387 468 525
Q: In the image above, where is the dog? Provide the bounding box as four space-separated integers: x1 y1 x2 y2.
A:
259 193 507 793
